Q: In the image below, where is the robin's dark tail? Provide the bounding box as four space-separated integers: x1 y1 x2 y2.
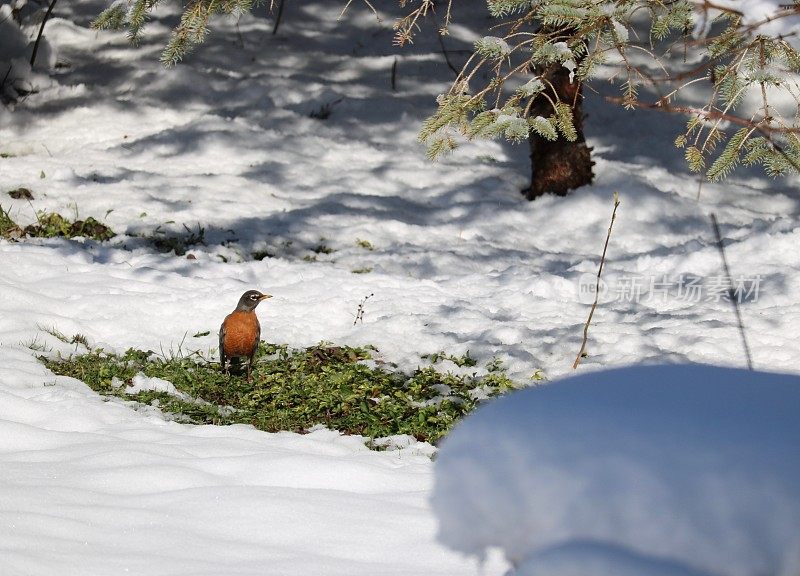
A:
226 357 244 377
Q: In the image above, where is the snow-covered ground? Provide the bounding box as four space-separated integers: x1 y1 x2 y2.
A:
434 364 800 576
1 1 799 574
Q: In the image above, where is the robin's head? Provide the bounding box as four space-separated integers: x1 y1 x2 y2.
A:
235 290 273 312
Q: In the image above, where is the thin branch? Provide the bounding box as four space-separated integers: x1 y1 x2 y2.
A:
30 0 58 68
573 192 620 370
339 0 380 24
271 0 286 35
436 25 459 77
1 63 12 91
603 95 800 134
710 213 753 370
353 293 374 326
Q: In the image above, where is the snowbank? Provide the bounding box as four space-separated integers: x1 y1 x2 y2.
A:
432 364 800 576
0 2 58 102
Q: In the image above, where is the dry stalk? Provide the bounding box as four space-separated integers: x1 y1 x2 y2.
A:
710 213 754 370
573 192 620 370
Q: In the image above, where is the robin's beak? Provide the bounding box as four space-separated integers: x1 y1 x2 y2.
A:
259 293 273 301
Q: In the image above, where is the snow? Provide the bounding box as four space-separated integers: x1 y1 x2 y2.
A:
0 0 799 574
432 364 800 576
691 1 795 37
694 0 785 24
477 36 512 57
611 19 629 43
125 372 188 399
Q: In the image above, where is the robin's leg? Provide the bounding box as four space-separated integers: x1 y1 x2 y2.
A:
247 352 257 383
221 351 228 375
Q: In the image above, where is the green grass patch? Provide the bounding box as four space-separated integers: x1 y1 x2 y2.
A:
355 238 374 251
423 350 478 367
0 205 23 238
0 207 115 241
41 342 519 445
251 249 275 261
302 239 336 261
26 212 115 240
142 223 205 255
313 244 334 254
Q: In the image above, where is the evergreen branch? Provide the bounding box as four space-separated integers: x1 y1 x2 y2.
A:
752 125 800 175
92 3 128 30
391 0 435 46
706 126 753 181
604 96 800 134
89 0 800 182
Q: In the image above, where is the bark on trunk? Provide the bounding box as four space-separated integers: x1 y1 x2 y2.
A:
523 61 594 200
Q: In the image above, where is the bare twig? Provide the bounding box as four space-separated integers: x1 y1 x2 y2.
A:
30 0 58 68
271 0 286 35
1 64 12 91
339 0 380 24
235 17 245 49
431 10 460 78
353 293 374 326
573 192 620 370
436 30 459 77
710 213 754 370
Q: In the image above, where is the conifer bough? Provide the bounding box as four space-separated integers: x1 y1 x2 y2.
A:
92 0 800 181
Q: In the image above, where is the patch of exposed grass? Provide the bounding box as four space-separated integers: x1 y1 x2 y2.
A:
41 341 519 445
313 243 334 255
251 249 274 261
142 223 205 255
39 325 90 348
25 212 115 241
423 350 478 367
356 238 374 251
0 205 23 238
7 187 33 200
0 207 115 241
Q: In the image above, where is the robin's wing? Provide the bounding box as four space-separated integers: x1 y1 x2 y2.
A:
253 319 261 357
219 318 227 366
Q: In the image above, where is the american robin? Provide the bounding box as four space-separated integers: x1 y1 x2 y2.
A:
219 290 272 381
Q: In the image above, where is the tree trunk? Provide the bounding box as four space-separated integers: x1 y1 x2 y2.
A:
523 60 594 200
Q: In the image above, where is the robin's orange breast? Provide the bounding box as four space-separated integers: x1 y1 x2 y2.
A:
221 311 261 358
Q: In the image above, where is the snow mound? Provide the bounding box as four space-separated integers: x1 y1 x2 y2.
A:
125 372 181 395
432 364 800 576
